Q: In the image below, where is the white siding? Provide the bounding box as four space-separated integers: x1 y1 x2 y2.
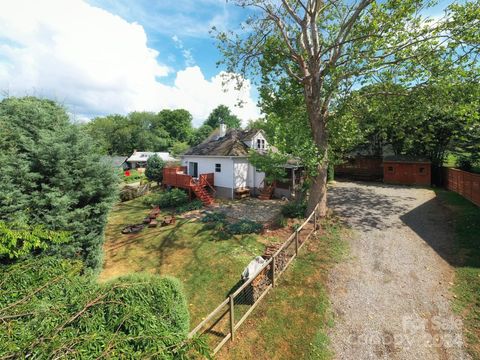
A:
249 164 265 188
181 156 234 189
250 132 269 150
234 159 249 188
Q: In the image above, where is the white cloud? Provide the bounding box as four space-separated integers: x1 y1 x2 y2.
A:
172 35 196 67
0 0 260 126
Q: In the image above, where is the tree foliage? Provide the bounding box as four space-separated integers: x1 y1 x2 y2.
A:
0 257 209 359
0 97 117 269
145 154 165 184
248 150 289 185
336 81 480 170
205 104 241 129
85 109 193 155
216 0 479 215
0 222 70 260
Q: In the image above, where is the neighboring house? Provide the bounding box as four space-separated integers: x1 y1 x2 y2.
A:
126 151 177 169
164 125 302 200
101 156 128 170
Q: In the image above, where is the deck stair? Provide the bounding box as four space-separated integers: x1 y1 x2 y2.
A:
191 182 214 206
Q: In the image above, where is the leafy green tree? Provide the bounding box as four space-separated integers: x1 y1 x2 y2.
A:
259 79 362 182
205 105 241 129
0 97 117 269
192 124 214 145
248 150 289 185
85 112 171 155
170 141 190 156
158 109 193 144
216 0 460 215
145 154 165 184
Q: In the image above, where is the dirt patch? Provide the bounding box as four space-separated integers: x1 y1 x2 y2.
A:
327 181 470 360
211 198 285 223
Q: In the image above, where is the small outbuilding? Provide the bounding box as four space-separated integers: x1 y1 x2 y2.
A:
383 155 431 186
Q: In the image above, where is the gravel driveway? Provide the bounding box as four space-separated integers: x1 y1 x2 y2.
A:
328 181 470 360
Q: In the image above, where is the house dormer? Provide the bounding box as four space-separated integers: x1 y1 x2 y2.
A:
250 130 268 151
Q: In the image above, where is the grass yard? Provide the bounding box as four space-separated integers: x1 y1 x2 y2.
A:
436 190 480 360
217 217 349 360
99 196 272 326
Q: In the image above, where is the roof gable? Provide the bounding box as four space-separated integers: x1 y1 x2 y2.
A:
184 129 267 157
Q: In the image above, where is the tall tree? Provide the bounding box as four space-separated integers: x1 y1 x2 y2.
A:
158 109 193 144
0 97 117 269
217 0 449 215
205 105 242 129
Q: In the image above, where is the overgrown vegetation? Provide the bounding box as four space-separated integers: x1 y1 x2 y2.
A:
219 217 348 359
281 201 307 219
226 219 263 235
202 212 263 235
0 257 208 359
145 188 190 209
120 169 145 184
0 222 69 260
436 190 480 359
0 97 117 269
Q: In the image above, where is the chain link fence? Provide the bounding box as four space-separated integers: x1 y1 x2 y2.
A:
188 204 319 355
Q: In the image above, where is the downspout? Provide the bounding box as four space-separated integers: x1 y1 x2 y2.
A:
231 159 235 199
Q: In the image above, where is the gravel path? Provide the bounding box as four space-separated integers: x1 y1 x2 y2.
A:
327 181 470 360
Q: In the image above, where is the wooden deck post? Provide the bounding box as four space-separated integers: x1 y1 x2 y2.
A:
229 295 235 341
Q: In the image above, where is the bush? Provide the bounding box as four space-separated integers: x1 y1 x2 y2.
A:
281 201 307 218
145 155 165 184
154 189 190 208
226 219 263 235
0 257 208 359
202 211 227 223
176 199 203 214
121 169 145 184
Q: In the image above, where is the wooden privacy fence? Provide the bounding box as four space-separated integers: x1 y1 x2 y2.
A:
188 204 320 355
444 167 480 206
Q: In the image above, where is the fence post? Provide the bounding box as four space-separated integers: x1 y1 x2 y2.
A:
314 212 317 233
295 230 299 255
271 256 276 287
229 295 235 341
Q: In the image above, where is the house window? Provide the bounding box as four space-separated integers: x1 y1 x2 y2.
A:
261 139 265 149
257 139 261 149
387 166 394 173
419 167 425 174
215 163 221 172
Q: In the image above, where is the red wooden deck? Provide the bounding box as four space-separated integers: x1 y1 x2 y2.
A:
163 166 215 205
163 166 214 189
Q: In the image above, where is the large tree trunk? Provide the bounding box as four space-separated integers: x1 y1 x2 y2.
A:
305 98 329 217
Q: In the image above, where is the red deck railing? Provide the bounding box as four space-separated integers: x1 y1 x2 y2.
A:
163 166 215 190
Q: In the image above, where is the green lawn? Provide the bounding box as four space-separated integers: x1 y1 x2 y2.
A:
218 217 348 360
99 196 271 326
436 190 480 359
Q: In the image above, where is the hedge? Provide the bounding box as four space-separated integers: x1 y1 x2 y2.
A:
0 257 209 359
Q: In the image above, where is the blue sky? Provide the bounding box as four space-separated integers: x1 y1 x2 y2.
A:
85 0 250 83
0 0 457 126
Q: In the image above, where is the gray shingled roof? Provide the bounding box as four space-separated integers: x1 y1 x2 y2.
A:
184 129 260 156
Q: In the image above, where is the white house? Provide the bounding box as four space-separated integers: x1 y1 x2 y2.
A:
180 125 301 199
127 151 177 169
